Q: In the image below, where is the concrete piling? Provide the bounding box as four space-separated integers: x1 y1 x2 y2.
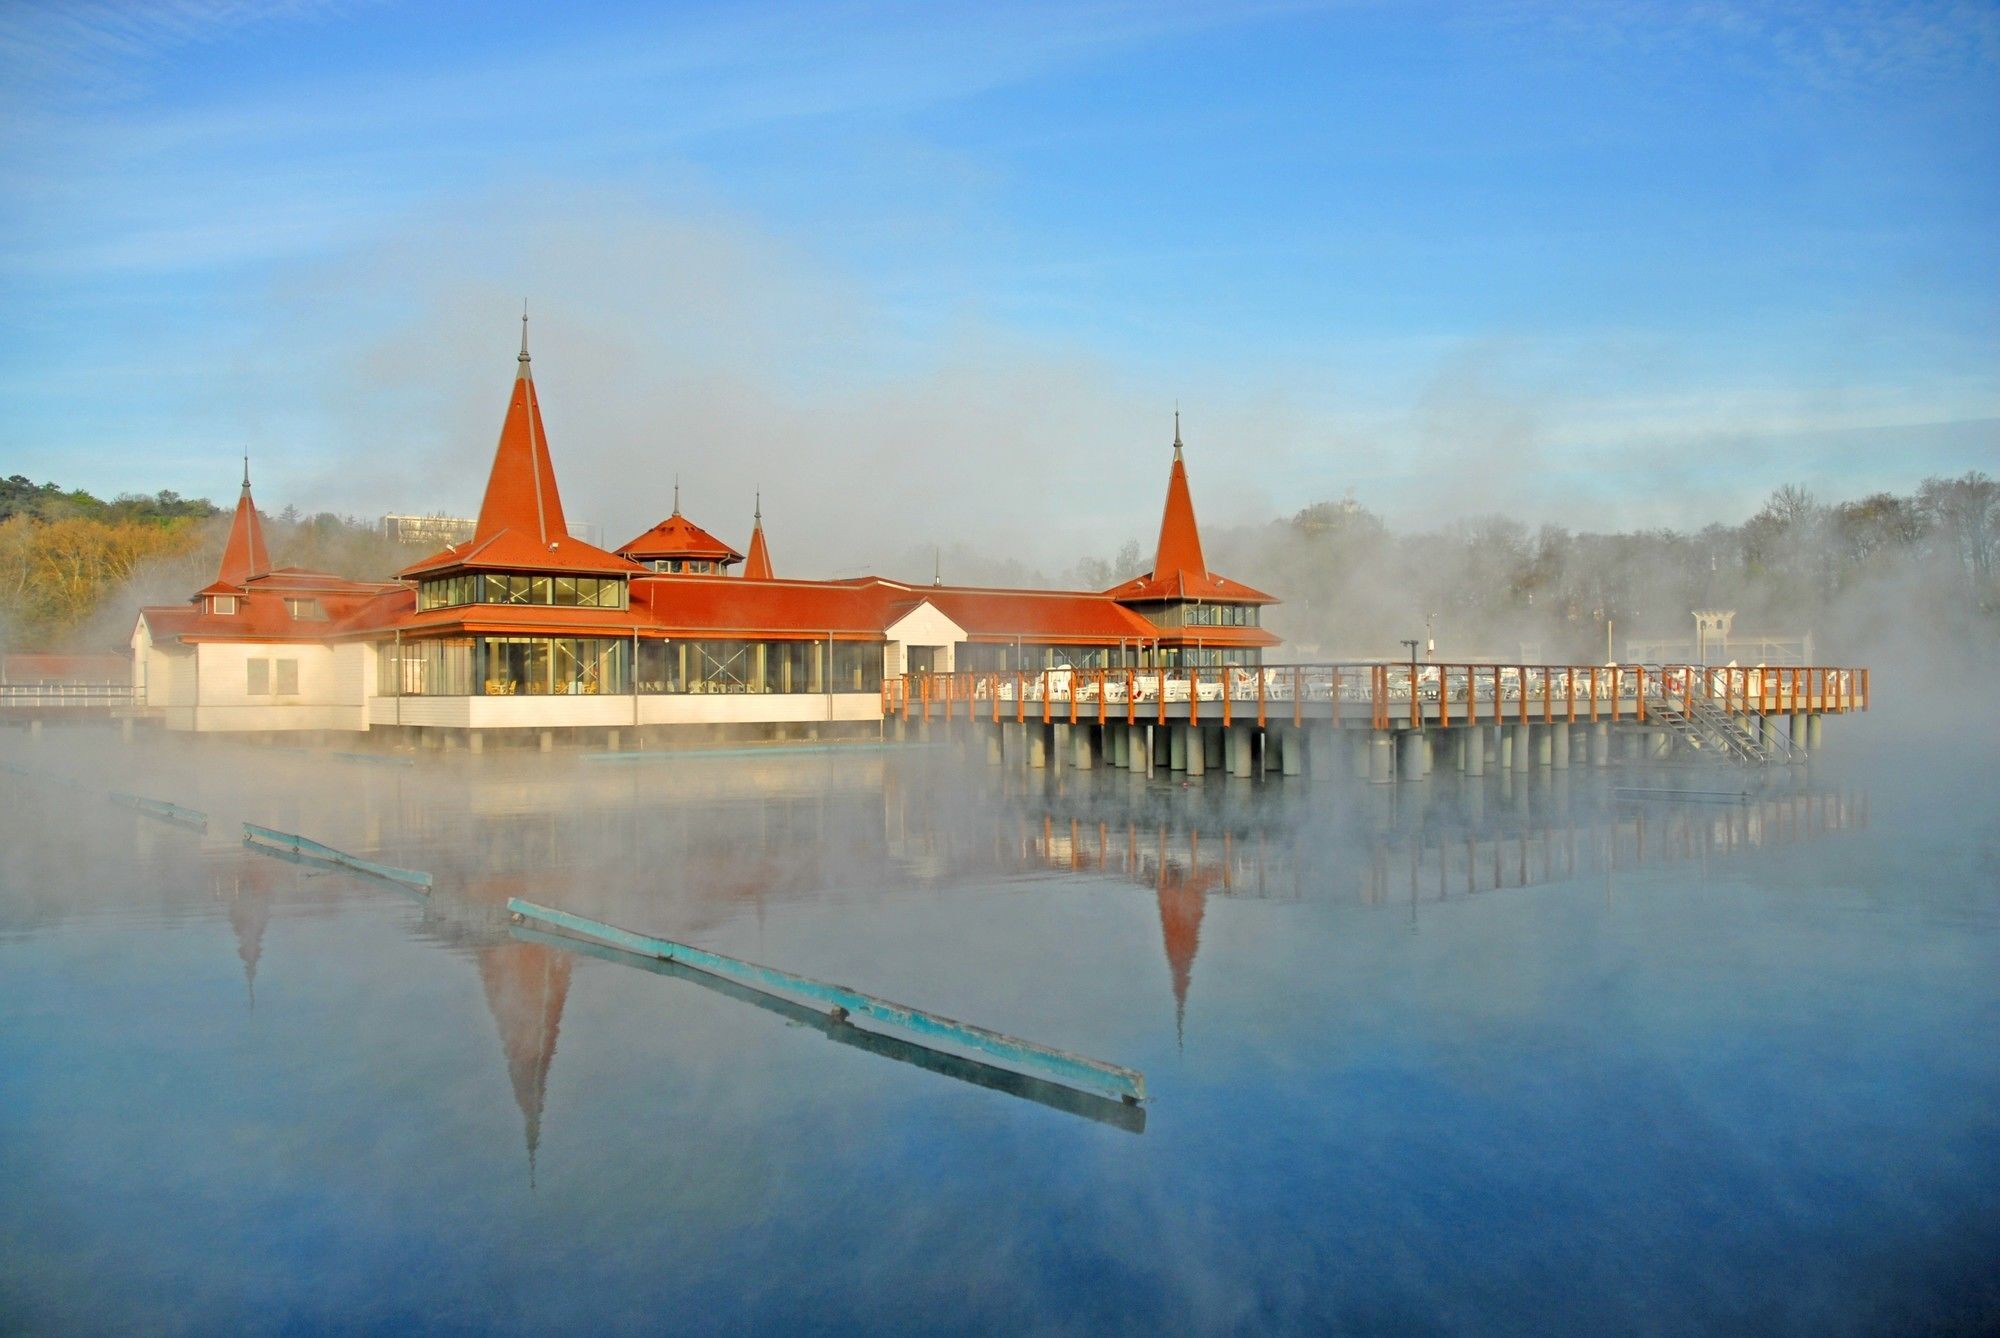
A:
1806 714 1823 753
1182 725 1204 776
1464 726 1486 777
1281 727 1303 776
1233 726 1255 779
1550 722 1569 770
1368 729 1394 785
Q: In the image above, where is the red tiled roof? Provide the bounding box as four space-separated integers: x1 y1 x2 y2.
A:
1105 569 1278 604
915 587 1161 643
742 518 773 580
401 336 642 579
1104 429 1277 605
635 575 902 638
617 511 743 565
214 475 271 589
140 569 399 645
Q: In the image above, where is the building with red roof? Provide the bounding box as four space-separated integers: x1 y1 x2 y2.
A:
133 322 1279 736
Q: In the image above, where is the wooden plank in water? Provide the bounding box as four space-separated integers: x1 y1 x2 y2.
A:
509 897 1145 1105
241 822 433 890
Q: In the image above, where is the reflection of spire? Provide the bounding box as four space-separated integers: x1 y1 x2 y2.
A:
1155 836 1211 1050
221 868 273 1011
476 940 572 1186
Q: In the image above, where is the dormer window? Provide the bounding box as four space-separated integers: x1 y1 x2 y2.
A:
285 597 325 620
209 595 237 615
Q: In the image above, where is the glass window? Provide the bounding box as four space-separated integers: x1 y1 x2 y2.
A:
275 659 299 694
211 595 237 615
246 659 269 695
285 598 325 620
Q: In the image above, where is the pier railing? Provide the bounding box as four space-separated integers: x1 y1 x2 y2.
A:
881 663 1869 730
0 682 137 711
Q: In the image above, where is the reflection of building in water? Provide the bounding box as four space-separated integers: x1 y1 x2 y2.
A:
475 939 570 1185
1359 786 1867 906
216 861 275 1009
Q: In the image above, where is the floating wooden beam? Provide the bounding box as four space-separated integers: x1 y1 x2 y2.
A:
108 792 207 831
508 897 1145 1105
511 923 1144 1133
242 822 433 890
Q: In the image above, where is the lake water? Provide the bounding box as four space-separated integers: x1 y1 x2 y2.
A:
2 727 1994 1334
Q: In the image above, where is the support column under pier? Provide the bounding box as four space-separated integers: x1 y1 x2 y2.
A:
1368 729 1394 785
1398 729 1428 781
1233 726 1256 779
1029 726 1049 769
986 725 1004 766
1181 725 1204 777
1790 713 1808 763
1806 714 1822 754
1511 724 1533 773
1463 726 1485 777
1281 726 1303 776
1591 721 1610 767
1168 723 1187 772
1550 722 1570 771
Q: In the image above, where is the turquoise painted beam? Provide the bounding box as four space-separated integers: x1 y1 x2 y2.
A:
511 923 1144 1132
242 822 433 891
509 897 1146 1105
108 792 207 831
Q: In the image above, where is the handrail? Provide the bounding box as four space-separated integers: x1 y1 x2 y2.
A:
880 662 1869 721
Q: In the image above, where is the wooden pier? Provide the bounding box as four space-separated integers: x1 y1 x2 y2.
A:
883 661 1868 780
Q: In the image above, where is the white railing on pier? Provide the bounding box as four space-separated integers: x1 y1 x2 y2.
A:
882 663 1870 730
0 682 137 710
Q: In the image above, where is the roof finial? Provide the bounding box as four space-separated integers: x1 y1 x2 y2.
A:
1173 405 1183 461
933 544 942 587
241 454 251 492
672 474 681 516
753 489 762 525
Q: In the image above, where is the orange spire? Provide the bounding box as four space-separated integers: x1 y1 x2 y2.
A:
1152 413 1206 583
743 492 774 580
472 313 568 548
215 455 271 587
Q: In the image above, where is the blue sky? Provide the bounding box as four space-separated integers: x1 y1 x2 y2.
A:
2 1 1995 569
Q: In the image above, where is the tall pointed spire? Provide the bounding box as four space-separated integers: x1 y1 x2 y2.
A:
742 492 774 580
1152 414 1205 583
471 319 568 548
215 455 271 587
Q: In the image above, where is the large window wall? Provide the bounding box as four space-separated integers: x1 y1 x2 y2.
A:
382 636 881 695
417 573 628 612
636 640 882 694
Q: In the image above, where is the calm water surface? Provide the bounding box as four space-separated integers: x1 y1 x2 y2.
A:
1 728 1994 1334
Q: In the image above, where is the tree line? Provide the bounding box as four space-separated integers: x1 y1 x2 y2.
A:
0 477 416 652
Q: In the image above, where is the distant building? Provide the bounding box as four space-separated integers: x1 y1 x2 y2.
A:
382 513 476 546
134 321 1279 735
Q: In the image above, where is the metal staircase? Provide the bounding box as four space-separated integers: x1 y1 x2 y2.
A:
1646 693 1802 767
